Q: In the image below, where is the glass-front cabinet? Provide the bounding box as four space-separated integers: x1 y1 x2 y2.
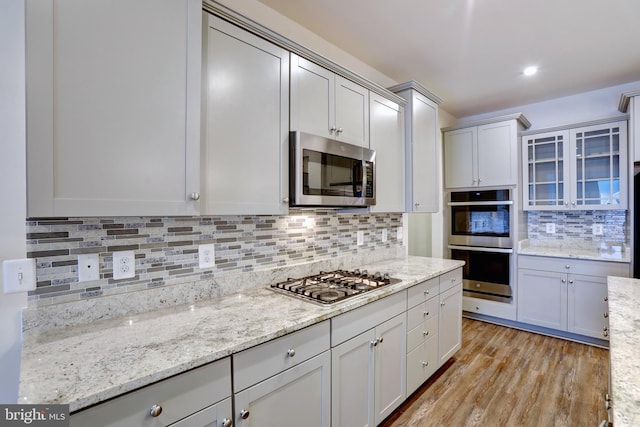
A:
523 120 627 210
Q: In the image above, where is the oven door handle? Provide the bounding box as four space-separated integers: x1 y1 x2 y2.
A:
447 201 513 206
448 245 514 254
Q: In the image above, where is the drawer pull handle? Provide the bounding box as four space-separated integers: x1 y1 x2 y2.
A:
287 348 296 358
240 409 250 420
149 404 163 417
221 418 232 427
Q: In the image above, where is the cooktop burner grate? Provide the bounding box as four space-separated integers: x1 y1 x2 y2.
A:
270 269 401 305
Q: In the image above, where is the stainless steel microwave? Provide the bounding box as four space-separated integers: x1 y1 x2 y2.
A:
289 131 376 208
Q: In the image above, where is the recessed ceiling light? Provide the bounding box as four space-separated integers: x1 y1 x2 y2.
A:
523 66 538 76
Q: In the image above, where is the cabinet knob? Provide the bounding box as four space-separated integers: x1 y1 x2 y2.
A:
370 339 378 347
378 336 384 344
337 127 343 134
561 279 566 283
604 330 609 337
565 264 571 269
421 361 429 367
423 311 430 317
240 409 250 420
282 197 289 203
287 348 296 358
475 306 480 310
423 289 429 295
221 418 232 427
440 301 445 307
604 312 609 318
149 404 163 417
568 279 574 284
423 330 429 336
604 296 608 302
414 202 420 208
190 192 200 201
330 126 337 133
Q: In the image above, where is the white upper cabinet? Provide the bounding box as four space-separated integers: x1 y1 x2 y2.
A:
522 119 627 210
291 54 369 147
443 114 530 189
26 0 202 217
201 14 289 215
369 93 405 213
389 81 442 213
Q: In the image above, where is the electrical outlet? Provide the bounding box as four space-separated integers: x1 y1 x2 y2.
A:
2 258 36 293
78 253 100 282
381 229 388 242
593 224 604 236
199 244 215 269
357 230 364 246
113 250 135 280
397 227 403 243
545 223 556 234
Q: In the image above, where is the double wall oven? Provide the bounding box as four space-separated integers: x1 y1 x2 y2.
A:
448 189 514 303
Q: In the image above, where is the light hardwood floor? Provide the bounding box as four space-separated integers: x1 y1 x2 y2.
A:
382 318 609 427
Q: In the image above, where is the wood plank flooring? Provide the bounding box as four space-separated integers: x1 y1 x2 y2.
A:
381 318 609 427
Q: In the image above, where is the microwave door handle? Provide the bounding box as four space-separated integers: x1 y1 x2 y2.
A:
353 162 363 197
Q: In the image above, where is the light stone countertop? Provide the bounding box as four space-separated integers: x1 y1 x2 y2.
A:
607 276 640 427
518 239 630 263
19 256 464 413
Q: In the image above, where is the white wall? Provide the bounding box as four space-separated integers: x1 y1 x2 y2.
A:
0 0 28 403
457 81 640 130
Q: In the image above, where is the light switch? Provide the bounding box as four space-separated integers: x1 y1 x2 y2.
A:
2 258 37 294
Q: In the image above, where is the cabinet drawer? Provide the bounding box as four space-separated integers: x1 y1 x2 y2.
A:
407 277 439 308
407 316 438 352
70 357 231 427
518 255 629 277
407 298 439 331
440 268 463 292
406 338 438 395
234 320 330 392
331 291 406 346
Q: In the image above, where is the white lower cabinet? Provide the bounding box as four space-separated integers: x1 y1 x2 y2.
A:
232 320 331 427
438 284 463 365
70 358 232 427
234 351 331 427
331 292 406 427
517 255 629 339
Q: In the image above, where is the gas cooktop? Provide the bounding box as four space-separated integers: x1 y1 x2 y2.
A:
270 269 401 305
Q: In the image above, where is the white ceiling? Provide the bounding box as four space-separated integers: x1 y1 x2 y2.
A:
256 0 640 118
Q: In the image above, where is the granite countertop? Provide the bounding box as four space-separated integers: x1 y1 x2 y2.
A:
607 276 640 427
19 256 464 413
518 240 630 263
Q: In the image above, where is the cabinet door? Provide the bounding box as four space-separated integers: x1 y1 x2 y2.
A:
202 14 289 215
332 329 375 427
567 274 609 339
369 93 404 213
235 351 331 427
444 127 476 188
171 397 232 427
476 121 517 186
290 54 335 140
570 121 627 209
374 314 406 425
522 130 569 210
335 76 370 147
517 268 568 330
26 0 201 216
438 284 462 366
409 92 440 211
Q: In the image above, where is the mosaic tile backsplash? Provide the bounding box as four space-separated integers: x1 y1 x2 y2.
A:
26 211 403 308
526 210 627 245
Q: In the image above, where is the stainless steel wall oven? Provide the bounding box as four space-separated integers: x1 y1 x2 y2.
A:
448 189 514 303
